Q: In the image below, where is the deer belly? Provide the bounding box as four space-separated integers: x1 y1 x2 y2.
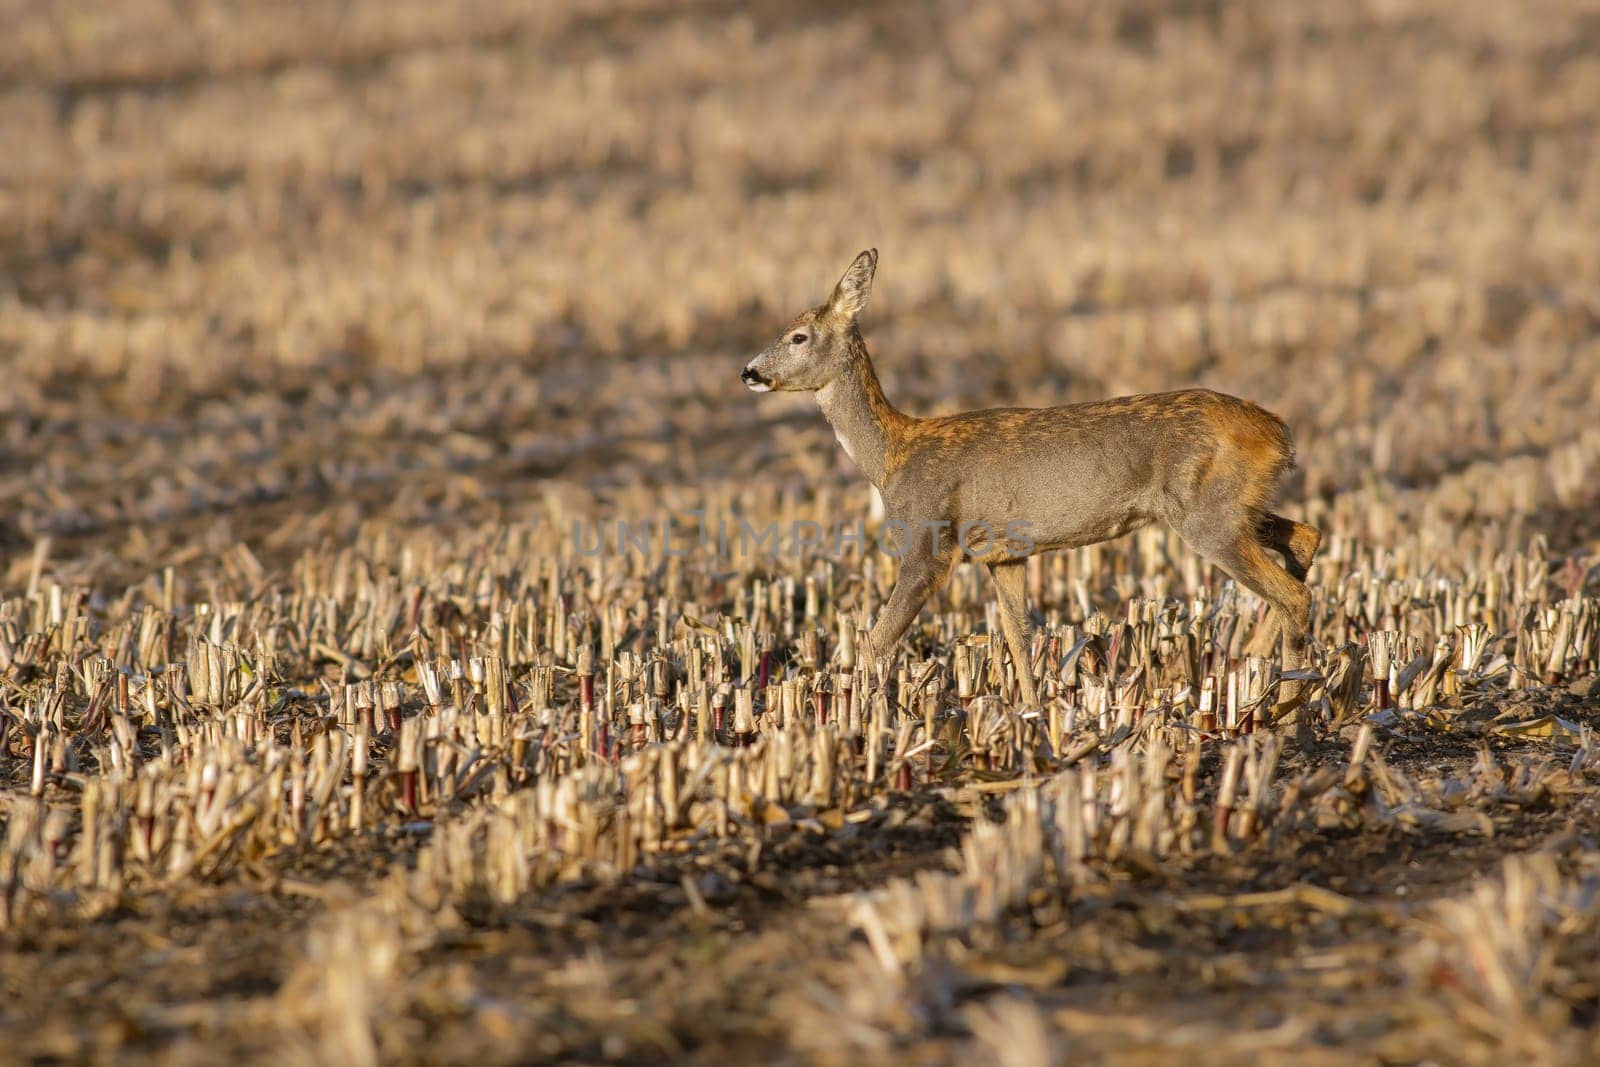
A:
987 499 1154 553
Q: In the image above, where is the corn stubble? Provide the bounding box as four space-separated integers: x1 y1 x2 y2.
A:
4 0 1600 1063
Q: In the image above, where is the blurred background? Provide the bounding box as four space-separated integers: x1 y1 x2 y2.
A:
2 0 1598 584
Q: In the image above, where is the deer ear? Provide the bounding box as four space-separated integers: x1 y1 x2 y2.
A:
828 248 878 319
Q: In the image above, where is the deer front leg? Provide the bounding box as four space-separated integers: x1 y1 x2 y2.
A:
866 530 956 661
986 558 1040 708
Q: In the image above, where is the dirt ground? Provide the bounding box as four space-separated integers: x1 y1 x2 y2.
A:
5 716 1600 1065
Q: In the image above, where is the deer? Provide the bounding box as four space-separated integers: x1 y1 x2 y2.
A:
741 249 1321 711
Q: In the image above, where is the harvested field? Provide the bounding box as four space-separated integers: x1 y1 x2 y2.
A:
3 0 1600 1063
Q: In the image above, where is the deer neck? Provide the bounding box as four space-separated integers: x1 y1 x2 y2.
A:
815 344 907 489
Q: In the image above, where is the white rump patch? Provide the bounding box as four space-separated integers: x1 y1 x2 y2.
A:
869 485 886 523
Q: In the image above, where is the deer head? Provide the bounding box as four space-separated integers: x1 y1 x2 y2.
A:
742 248 877 393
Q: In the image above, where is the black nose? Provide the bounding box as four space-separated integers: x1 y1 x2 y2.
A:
741 367 767 386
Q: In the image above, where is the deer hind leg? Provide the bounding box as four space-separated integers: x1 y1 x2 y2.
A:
1256 512 1322 583
1231 538 1312 668
985 558 1039 707
1180 520 1312 668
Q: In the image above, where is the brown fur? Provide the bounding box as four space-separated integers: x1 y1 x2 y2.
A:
744 251 1322 707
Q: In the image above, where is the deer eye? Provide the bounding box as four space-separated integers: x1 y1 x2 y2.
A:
790 332 808 344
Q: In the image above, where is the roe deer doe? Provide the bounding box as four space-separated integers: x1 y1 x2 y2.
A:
742 250 1321 709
